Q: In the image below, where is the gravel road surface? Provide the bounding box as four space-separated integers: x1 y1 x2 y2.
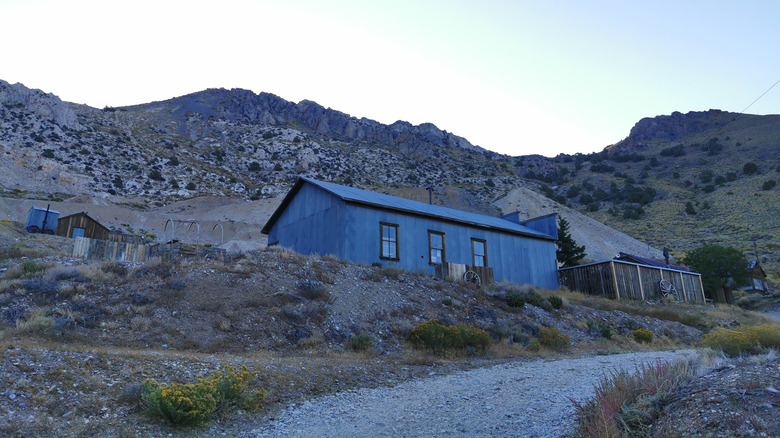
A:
252 349 698 438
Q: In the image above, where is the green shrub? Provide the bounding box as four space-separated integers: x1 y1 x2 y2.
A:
505 293 525 308
633 328 654 344
22 260 47 276
538 299 554 312
600 325 613 340
409 319 490 355
538 327 570 351
141 365 265 425
523 289 545 307
702 325 780 357
526 339 541 352
547 295 564 309
350 332 373 352
624 319 642 331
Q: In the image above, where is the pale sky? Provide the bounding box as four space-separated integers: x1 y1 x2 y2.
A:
2 0 778 157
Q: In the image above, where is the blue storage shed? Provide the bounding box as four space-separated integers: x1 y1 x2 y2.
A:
262 177 560 289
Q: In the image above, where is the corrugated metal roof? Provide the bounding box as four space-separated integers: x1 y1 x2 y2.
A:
262 177 555 240
616 252 690 272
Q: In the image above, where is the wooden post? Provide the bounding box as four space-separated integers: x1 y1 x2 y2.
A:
636 265 645 300
610 261 621 299
699 275 706 303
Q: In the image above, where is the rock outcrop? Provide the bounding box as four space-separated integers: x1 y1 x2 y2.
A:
0 80 82 131
625 109 729 143
157 88 482 158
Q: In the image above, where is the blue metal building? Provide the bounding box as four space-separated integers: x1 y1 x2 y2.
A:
262 177 559 289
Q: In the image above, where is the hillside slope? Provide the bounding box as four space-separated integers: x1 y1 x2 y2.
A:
2 80 777 279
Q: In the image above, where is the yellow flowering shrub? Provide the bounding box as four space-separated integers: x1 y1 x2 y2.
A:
409 319 490 355
703 325 780 357
142 380 218 425
538 327 570 351
633 328 654 344
142 365 266 425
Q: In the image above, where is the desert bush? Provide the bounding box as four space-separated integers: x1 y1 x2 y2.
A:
5 260 48 279
21 278 59 296
350 332 373 351
130 316 152 331
624 319 642 331
101 262 129 277
296 279 333 302
22 260 47 275
409 319 490 355
382 266 404 280
702 325 780 357
537 327 570 351
141 365 265 426
538 299 554 312
505 293 525 308
523 289 546 307
133 258 173 279
142 380 218 425
47 266 92 283
547 295 564 309
574 360 695 437
588 321 613 339
633 328 654 343
15 309 55 333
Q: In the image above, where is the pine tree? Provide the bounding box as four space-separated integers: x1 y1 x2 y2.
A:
556 217 586 267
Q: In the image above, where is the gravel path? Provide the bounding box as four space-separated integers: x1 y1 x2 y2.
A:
251 350 698 438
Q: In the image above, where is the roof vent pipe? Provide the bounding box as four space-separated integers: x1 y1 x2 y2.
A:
426 184 434 205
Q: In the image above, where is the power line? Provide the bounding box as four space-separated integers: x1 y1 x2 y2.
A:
741 79 780 113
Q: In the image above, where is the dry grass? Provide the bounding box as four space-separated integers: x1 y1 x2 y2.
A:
573 359 697 437
552 287 780 331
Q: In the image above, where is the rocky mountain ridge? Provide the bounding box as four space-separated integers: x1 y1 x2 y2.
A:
1 79 778 280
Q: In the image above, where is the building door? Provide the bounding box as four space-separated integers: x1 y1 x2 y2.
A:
72 228 85 239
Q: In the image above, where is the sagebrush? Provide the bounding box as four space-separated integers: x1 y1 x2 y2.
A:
409 319 490 355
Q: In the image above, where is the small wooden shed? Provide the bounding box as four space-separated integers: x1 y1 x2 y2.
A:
56 212 110 240
558 253 706 303
738 260 770 294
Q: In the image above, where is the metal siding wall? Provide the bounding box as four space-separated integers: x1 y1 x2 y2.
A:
269 184 346 258
343 205 558 288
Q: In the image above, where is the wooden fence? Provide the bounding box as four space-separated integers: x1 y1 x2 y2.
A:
72 237 149 262
148 242 226 262
558 260 705 303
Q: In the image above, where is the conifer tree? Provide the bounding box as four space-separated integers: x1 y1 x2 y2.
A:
556 217 586 267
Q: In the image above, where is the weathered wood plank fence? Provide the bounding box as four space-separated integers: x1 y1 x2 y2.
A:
72 237 149 262
148 242 226 262
558 260 706 303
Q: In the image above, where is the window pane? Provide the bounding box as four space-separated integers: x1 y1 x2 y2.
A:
389 242 396 257
382 241 390 257
431 234 442 249
474 255 484 267
474 241 484 256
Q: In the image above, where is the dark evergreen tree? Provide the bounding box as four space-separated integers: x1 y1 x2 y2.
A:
556 217 586 267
